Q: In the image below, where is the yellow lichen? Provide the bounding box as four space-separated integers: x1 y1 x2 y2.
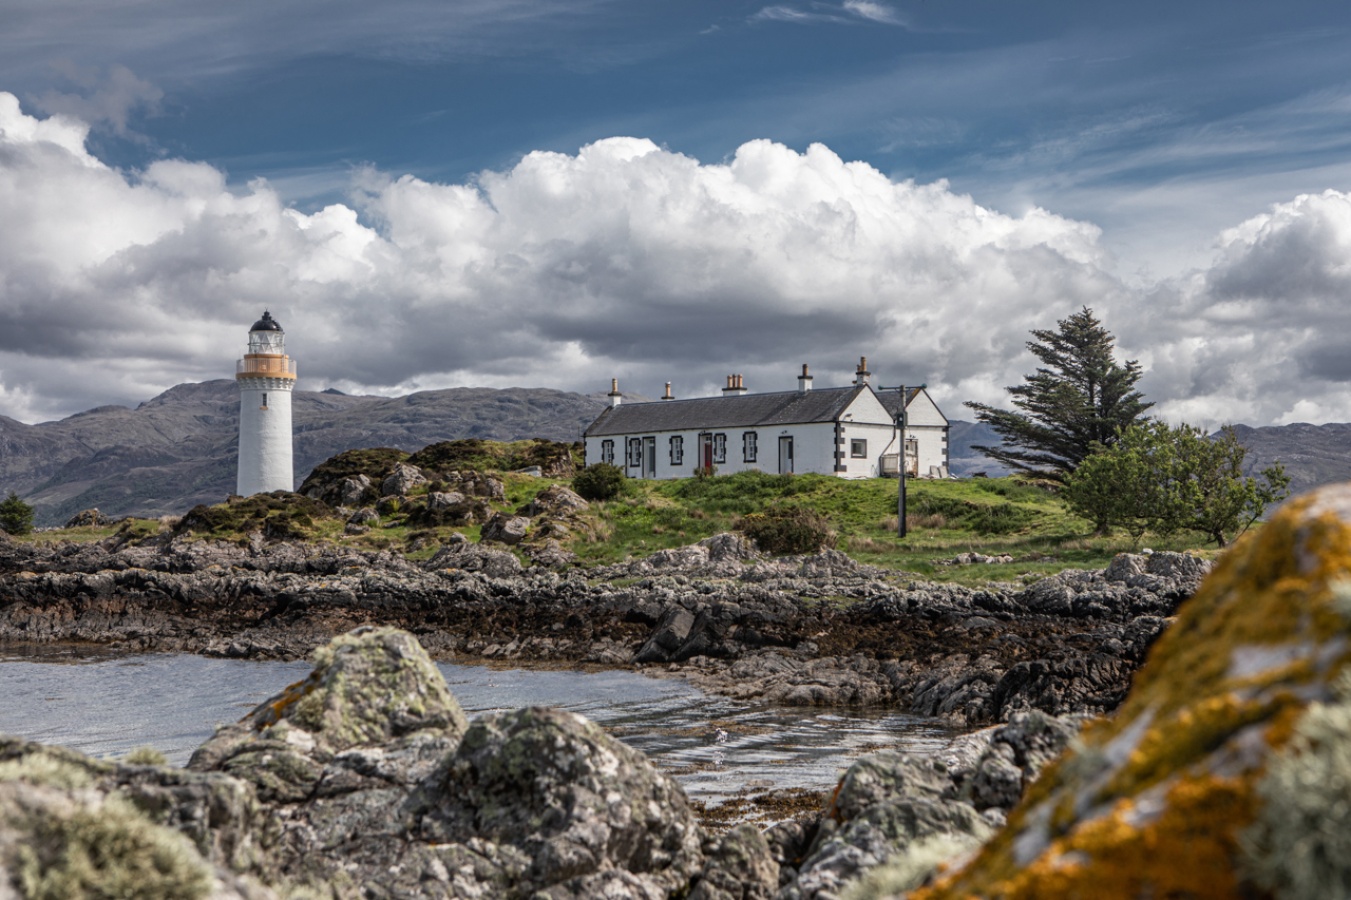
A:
908 488 1351 899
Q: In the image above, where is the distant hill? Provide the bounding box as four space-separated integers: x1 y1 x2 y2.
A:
1227 423 1351 498
0 381 607 525
946 419 1351 494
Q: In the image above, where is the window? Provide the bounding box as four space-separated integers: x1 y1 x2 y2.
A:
626 437 643 468
742 431 758 463
713 433 727 464
600 440 615 465
670 435 684 465
850 438 868 458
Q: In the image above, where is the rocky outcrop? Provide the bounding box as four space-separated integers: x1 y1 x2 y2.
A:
900 483 1351 899
770 710 1081 899
0 627 777 899
0 529 1209 726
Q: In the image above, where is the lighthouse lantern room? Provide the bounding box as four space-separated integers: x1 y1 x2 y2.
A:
236 311 296 496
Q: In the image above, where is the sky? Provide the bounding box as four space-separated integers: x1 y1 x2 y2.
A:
1 0 1350 428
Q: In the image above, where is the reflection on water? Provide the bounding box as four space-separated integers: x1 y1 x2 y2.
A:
0 646 958 804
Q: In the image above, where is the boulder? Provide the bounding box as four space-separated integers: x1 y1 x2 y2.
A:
380 463 427 498
2 626 792 899
64 508 112 528
522 484 589 517
481 513 530 546
906 483 1351 899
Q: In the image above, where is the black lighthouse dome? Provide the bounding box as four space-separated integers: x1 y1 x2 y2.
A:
251 310 283 333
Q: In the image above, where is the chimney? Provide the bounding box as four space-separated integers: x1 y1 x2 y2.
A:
798 363 813 393
723 373 748 396
854 356 871 386
662 382 674 400
608 378 622 408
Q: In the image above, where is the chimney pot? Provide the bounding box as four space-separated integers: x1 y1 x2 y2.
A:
663 382 674 400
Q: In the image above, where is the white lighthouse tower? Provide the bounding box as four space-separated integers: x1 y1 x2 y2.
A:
236 311 296 496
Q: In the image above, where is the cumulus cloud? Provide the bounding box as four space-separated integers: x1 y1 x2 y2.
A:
34 63 162 137
0 92 1345 427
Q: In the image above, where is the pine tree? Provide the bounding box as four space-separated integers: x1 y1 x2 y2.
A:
965 307 1152 481
0 491 34 536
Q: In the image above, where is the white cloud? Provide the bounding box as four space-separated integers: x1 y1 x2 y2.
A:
750 1 904 26
0 93 1347 428
34 63 162 137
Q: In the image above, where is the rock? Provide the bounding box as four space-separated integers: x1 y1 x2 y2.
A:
523 538 577 569
783 751 992 899
426 705 705 897
347 507 379 526
908 483 1351 899
190 626 469 770
3 626 789 899
423 541 524 578
380 463 427 498
481 513 530 546
64 508 112 528
522 484 589 517
426 490 467 510
335 474 376 508
0 738 277 899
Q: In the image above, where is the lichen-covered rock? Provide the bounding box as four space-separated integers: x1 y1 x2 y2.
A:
522 484 589 517
780 752 992 900
909 483 1351 900
64 508 112 528
380 463 427 498
192 626 468 767
0 739 275 900
424 705 705 898
481 514 530 546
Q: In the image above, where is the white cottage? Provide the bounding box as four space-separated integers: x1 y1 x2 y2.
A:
582 360 950 480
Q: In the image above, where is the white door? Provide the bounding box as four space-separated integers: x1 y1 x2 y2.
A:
643 437 657 478
778 436 794 474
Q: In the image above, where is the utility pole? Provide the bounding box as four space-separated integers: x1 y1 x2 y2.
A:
878 383 925 538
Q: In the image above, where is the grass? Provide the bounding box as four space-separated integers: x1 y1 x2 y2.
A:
14 456 1226 586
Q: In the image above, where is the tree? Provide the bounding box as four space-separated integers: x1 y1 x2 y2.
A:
0 492 34 536
1064 422 1291 547
966 307 1152 482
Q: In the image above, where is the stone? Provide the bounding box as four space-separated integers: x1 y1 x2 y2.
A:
64 508 112 528
522 484 590 517
481 513 530 546
346 507 379 526
338 474 375 509
380 463 427 498
907 484 1351 899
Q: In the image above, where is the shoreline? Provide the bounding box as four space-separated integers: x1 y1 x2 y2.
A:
0 530 1211 728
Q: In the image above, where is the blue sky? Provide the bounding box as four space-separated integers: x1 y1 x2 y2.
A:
0 0 1349 426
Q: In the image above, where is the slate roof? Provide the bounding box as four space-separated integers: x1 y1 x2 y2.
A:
876 387 923 418
584 385 874 437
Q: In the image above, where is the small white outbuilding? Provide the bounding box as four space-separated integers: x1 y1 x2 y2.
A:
582 359 949 480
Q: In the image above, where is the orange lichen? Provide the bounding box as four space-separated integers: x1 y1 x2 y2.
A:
919 773 1255 900
906 489 1351 899
252 672 320 730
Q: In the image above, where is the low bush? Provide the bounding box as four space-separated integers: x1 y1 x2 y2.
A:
737 505 836 555
572 463 627 502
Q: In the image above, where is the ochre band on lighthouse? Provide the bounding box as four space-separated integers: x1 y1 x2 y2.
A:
236 310 296 496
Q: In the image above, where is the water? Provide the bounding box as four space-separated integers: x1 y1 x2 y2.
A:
0 645 958 806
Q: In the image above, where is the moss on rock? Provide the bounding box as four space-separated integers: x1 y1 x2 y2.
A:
908 484 1351 899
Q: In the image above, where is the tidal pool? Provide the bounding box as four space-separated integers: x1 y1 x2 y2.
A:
0 645 958 808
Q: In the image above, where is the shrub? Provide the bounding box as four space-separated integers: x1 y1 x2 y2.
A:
0 491 34 535
737 506 836 555
572 463 627 502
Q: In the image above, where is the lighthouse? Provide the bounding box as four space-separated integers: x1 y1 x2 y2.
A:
236 311 296 496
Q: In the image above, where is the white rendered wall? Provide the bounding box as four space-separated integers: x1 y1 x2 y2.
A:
237 378 294 495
